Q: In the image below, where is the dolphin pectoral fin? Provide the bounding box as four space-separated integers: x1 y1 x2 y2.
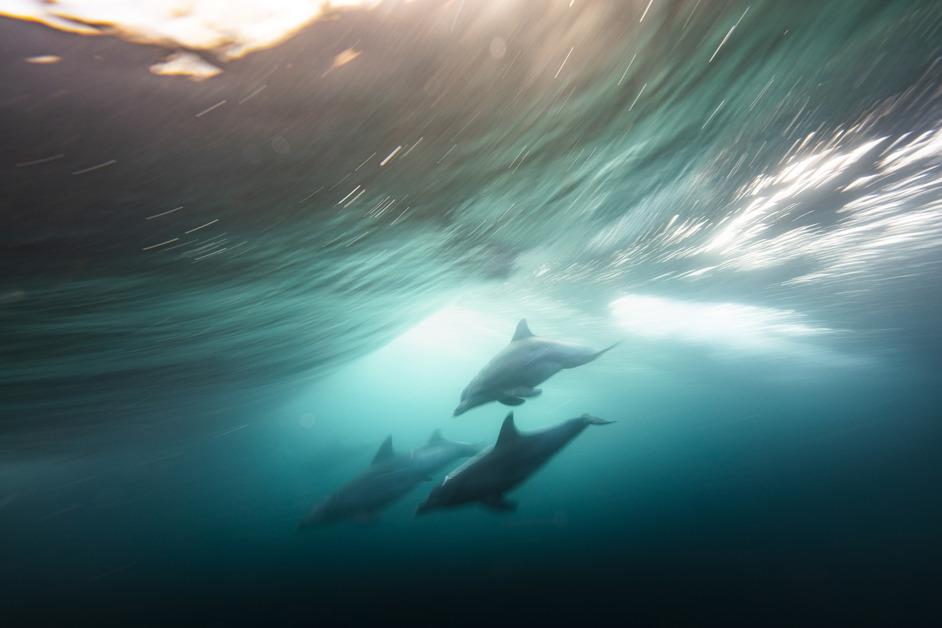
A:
507 386 542 398
480 495 517 513
497 394 525 406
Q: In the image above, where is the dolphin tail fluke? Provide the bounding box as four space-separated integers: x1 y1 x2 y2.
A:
593 341 621 360
581 413 615 426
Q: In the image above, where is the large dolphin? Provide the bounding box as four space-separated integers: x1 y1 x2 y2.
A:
453 319 619 416
299 431 479 528
416 412 614 515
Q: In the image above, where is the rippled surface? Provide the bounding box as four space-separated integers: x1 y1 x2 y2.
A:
2 0 941 623
4 0 942 441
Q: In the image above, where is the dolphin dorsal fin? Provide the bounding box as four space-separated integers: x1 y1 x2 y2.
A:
496 413 520 448
511 319 535 342
371 436 395 465
428 429 444 444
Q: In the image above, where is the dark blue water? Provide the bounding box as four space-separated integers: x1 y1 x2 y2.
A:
2 1 941 624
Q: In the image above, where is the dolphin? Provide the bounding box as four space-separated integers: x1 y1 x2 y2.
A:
453 319 619 416
299 430 478 528
409 429 481 476
416 412 614 515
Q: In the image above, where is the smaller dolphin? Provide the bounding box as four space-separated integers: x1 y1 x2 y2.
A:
409 429 481 476
416 412 614 515
299 430 478 528
453 319 619 416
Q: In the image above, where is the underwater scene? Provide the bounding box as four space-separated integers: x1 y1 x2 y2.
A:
2 0 941 625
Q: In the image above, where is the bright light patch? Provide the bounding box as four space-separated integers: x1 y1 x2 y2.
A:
324 48 361 74
2 0 380 77
25 55 62 64
610 294 828 354
149 52 221 81
390 306 507 353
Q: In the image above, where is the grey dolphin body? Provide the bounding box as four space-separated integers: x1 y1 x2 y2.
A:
409 429 481 476
416 412 614 515
299 431 479 528
453 319 619 416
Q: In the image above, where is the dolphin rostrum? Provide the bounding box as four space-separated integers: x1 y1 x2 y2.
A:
299 430 479 528
453 319 619 416
416 412 614 515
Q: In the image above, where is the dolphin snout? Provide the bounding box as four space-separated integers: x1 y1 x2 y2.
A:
415 502 433 516
298 503 330 529
454 396 479 416
297 517 319 531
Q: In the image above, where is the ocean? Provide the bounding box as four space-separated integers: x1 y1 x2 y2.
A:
2 0 941 624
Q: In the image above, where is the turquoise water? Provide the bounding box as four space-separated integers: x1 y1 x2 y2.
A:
2 0 942 624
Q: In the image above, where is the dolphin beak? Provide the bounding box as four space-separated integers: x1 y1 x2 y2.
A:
452 405 465 417
297 517 316 531
415 503 431 517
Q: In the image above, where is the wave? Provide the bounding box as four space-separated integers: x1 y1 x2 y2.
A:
3 0 942 443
